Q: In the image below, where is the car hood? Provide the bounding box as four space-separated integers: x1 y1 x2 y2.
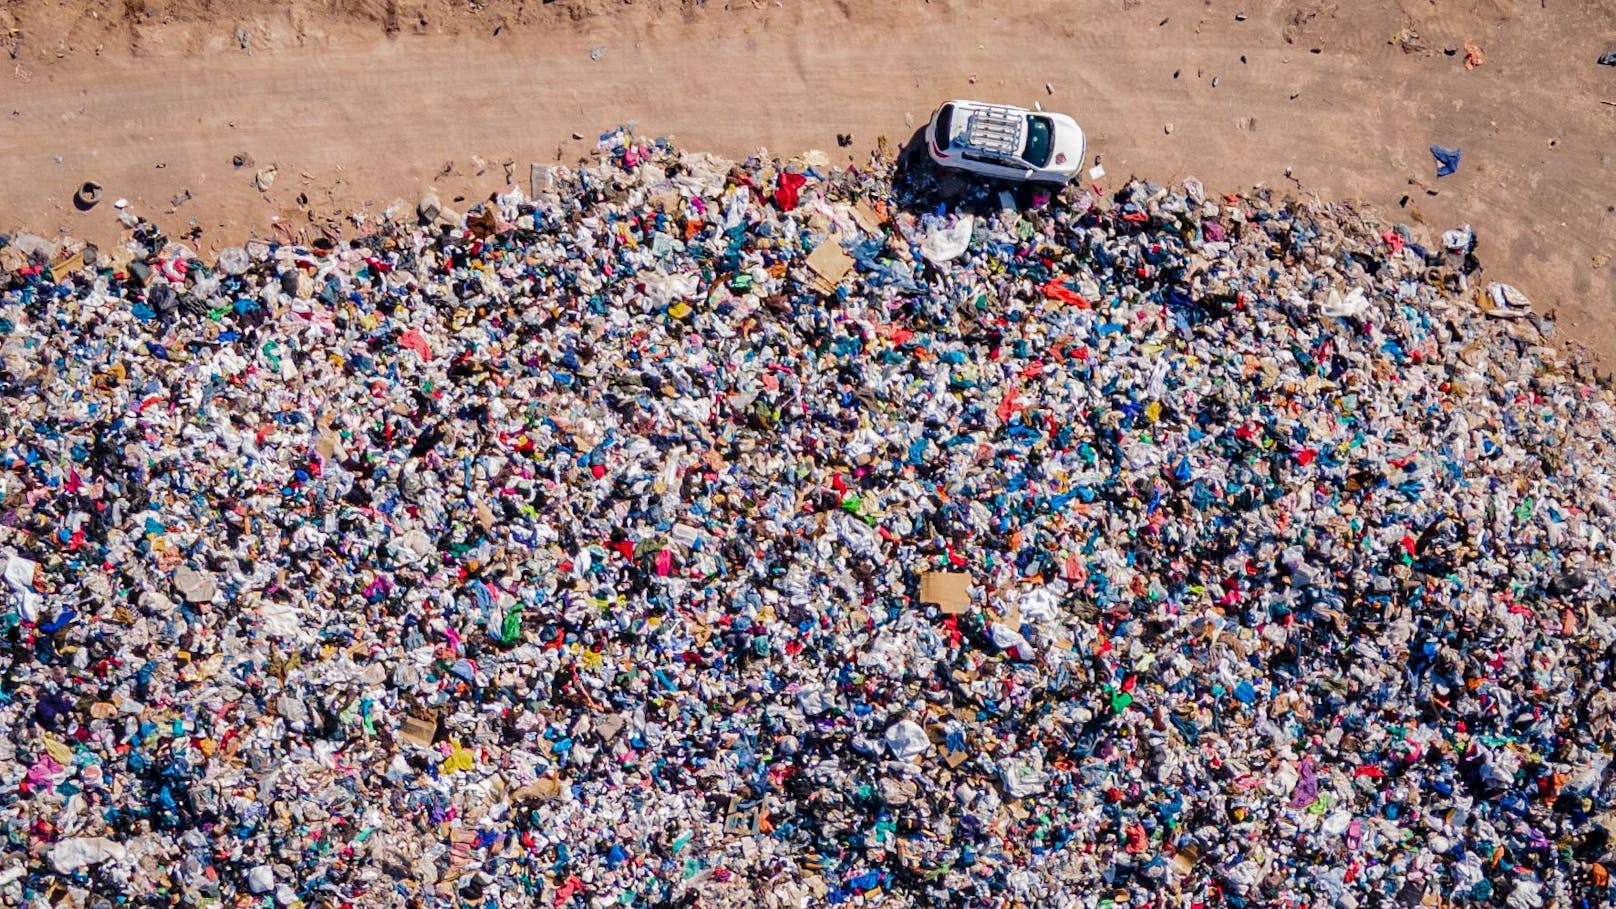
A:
1047 115 1086 171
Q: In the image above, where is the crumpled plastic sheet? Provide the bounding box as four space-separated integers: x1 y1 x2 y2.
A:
919 215 974 264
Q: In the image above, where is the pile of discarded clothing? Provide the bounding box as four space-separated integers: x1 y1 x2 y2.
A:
0 127 1608 909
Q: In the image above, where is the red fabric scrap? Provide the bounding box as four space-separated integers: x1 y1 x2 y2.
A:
398 329 434 360
774 172 807 212
1042 277 1092 308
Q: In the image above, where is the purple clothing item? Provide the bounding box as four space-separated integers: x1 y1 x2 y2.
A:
1289 757 1319 808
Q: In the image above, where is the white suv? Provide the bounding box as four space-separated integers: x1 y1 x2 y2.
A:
923 99 1087 186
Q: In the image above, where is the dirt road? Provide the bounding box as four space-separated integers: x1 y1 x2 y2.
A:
3 0 1614 355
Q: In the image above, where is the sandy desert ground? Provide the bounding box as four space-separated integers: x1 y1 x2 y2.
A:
2 0 1614 355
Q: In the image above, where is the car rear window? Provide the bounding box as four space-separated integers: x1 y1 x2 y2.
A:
934 104 954 145
1022 116 1054 168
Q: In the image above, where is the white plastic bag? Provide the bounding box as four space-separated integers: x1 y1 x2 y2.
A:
49 837 127 874
1018 588 1060 625
796 687 833 716
998 755 1049 798
2 554 41 623
1318 287 1370 318
990 622 1037 661
883 720 930 761
921 216 974 264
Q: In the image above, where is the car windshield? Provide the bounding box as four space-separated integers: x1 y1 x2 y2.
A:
935 104 955 145
1022 116 1054 167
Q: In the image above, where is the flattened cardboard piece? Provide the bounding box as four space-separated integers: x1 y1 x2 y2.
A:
513 776 564 803
315 433 339 460
689 619 714 650
919 572 972 614
399 714 438 748
1172 842 1201 874
806 241 854 293
53 252 85 276
851 202 884 236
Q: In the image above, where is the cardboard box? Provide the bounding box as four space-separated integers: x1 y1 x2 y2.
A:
919 572 972 614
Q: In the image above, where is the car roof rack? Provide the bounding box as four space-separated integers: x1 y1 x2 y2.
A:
963 106 1025 158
